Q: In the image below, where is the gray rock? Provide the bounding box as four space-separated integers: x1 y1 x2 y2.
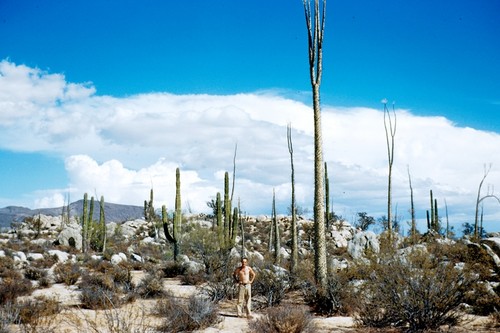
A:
347 231 379 260
48 249 72 263
27 253 44 261
57 223 82 250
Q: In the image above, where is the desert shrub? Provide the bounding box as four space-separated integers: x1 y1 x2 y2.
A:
162 260 186 278
355 249 476 332
201 278 237 302
0 256 15 277
465 281 500 316
488 309 500 328
53 262 81 285
248 305 313 333
0 276 33 305
252 267 290 308
30 253 58 269
155 293 221 333
137 273 165 298
80 272 116 292
302 273 353 316
181 270 206 286
24 266 47 281
38 275 52 288
0 301 20 332
16 296 60 330
80 285 121 310
111 263 134 291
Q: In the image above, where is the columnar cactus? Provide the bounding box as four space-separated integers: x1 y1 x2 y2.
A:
272 188 280 265
82 193 88 253
325 162 330 229
224 171 231 245
99 195 106 253
163 167 181 261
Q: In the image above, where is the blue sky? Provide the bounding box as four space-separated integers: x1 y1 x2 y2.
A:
0 0 499 234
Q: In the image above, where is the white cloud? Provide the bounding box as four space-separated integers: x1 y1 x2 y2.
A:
1 60 500 233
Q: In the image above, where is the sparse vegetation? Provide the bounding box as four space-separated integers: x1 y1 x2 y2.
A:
249 305 313 333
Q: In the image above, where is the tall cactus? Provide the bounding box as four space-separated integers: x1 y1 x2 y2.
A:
99 195 106 253
272 188 280 265
82 193 88 253
163 167 181 261
287 123 298 274
224 171 232 245
216 192 223 246
325 162 330 229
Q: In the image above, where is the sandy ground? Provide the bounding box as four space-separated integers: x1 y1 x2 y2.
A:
10 271 497 333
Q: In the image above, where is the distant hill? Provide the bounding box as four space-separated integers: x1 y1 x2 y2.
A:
0 200 144 230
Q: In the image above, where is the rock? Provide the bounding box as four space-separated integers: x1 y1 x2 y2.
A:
120 219 148 238
482 237 500 257
347 231 379 261
57 223 82 250
111 252 127 265
331 258 349 271
13 251 27 262
131 253 143 263
48 249 72 263
27 253 44 261
0 250 5 257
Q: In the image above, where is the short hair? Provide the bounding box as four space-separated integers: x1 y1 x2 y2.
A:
241 257 248 261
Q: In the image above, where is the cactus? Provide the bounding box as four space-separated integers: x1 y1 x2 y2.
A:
163 167 181 261
231 206 239 245
82 193 88 253
272 188 280 265
99 195 106 253
325 162 330 229
224 171 231 245
216 192 223 245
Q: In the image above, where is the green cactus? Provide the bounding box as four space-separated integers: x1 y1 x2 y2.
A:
272 188 280 265
99 195 106 253
216 192 223 246
224 171 231 245
231 206 239 245
82 193 88 253
163 167 181 261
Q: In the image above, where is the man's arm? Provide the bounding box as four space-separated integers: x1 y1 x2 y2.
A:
249 267 256 283
233 268 240 283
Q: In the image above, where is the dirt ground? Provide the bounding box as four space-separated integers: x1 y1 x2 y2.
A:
10 272 498 333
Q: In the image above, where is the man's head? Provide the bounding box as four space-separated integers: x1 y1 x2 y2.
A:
241 257 248 266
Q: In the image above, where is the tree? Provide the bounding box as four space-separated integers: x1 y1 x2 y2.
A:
355 212 375 231
303 0 327 290
383 99 396 238
407 166 417 243
287 123 299 274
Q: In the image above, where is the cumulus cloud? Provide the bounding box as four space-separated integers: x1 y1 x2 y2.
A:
1 60 500 232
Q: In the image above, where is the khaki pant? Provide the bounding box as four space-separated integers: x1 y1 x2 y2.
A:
236 283 252 317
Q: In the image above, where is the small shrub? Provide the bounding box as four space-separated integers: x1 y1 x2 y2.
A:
302 273 354 316
249 305 313 333
181 271 206 286
162 261 186 278
201 278 237 303
0 301 20 332
0 256 15 278
80 285 121 310
0 276 33 305
53 262 81 285
16 296 60 325
137 273 165 298
155 293 221 333
80 272 116 292
253 267 290 308
24 266 47 281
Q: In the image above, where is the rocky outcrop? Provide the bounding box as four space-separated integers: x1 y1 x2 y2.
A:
347 231 379 261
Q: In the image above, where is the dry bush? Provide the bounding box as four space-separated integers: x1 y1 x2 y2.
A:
30 253 58 269
302 273 353 316
465 281 500 316
248 305 313 333
181 270 206 286
0 256 15 277
53 262 81 285
155 293 221 333
0 276 33 305
355 249 476 332
137 273 166 298
111 262 134 291
79 271 122 310
24 266 47 281
15 296 60 332
0 301 20 333
161 261 186 278
201 278 237 303
252 266 290 309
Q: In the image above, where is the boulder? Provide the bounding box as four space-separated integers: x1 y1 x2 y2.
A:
27 253 44 261
57 223 82 250
347 231 379 261
48 249 72 263
111 252 127 265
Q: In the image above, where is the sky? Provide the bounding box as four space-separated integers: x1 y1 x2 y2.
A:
0 0 499 235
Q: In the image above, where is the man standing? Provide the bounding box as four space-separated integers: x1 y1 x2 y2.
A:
233 257 256 318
